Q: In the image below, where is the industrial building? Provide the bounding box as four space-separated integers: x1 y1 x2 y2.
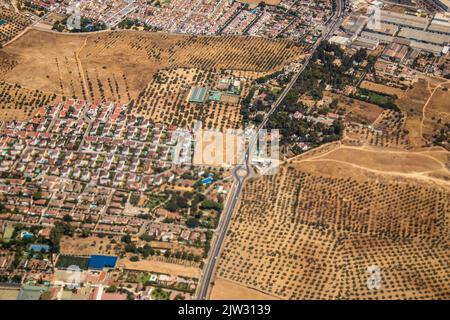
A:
429 13 450 34
379 10 428 29
381 42 410 62
420 0 450 12
398 27 450 45
366 21 399 36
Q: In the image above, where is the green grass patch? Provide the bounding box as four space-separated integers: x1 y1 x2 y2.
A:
56 255 89 270
151 287 171 300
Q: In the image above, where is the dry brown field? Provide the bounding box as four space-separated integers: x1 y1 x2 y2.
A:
143 240 204 256
396 76 447 148
333 93 384 125
215 144 450 299
360 80 405 98
131 68 255 129
421 82 450 146
211 278 281 300
0 29 303 127
345 110 410 149
60 236 121 256
237 0 281 6
118 255 201 278
345 76 449 150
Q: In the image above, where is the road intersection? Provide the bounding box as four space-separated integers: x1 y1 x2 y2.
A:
195 0 346 300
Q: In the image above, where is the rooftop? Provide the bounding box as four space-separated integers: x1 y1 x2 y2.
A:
188 87 208 104
88 255 118 270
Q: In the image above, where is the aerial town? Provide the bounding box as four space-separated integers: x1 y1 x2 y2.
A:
0 0 449 303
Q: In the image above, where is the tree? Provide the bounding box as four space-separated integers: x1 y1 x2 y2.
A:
186 217 200 229
106 285 117 293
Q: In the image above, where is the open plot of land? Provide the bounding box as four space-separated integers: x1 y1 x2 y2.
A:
360 81 405 98
341 97 384 125
421 82 450 147
396 76 446 148
0 289 19 300
216 147 450 299
0 29 303 126
59 236 120 256
144 240 204 256
210 278 280 300
118 256 201 278
347 76 449 150
237 0 282 6
311 145 446 174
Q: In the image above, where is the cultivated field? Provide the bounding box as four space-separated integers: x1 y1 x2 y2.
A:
0 80 58 121
0 6 31 46
237 0 282 6
215 145 450 299
0 29 304 127
59 236 121 256
345 110 410 149
131 68 255 129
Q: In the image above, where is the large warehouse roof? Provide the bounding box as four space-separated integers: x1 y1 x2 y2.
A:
398 28 450 45
380 11 428 29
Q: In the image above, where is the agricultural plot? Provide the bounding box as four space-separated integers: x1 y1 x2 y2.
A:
0 6 32 46
0 30 303 126
132 68 256 129
215 151 450 299
345 110 410 149
0 80 58 121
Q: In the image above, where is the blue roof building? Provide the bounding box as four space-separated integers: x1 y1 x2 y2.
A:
88 255 118 270
28 244 50 252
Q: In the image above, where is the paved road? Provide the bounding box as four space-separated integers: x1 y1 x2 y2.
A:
196 0 346 300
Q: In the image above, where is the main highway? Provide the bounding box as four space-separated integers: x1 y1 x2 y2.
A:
196 0 346 300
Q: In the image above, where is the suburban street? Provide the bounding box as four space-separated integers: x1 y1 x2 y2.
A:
195 0 346 300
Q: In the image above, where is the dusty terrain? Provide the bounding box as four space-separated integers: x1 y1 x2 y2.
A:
396 76 449 148
213 143 450 299
211 278 280 300
60 236 120 256
118 256 201 278
0 29 304 127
